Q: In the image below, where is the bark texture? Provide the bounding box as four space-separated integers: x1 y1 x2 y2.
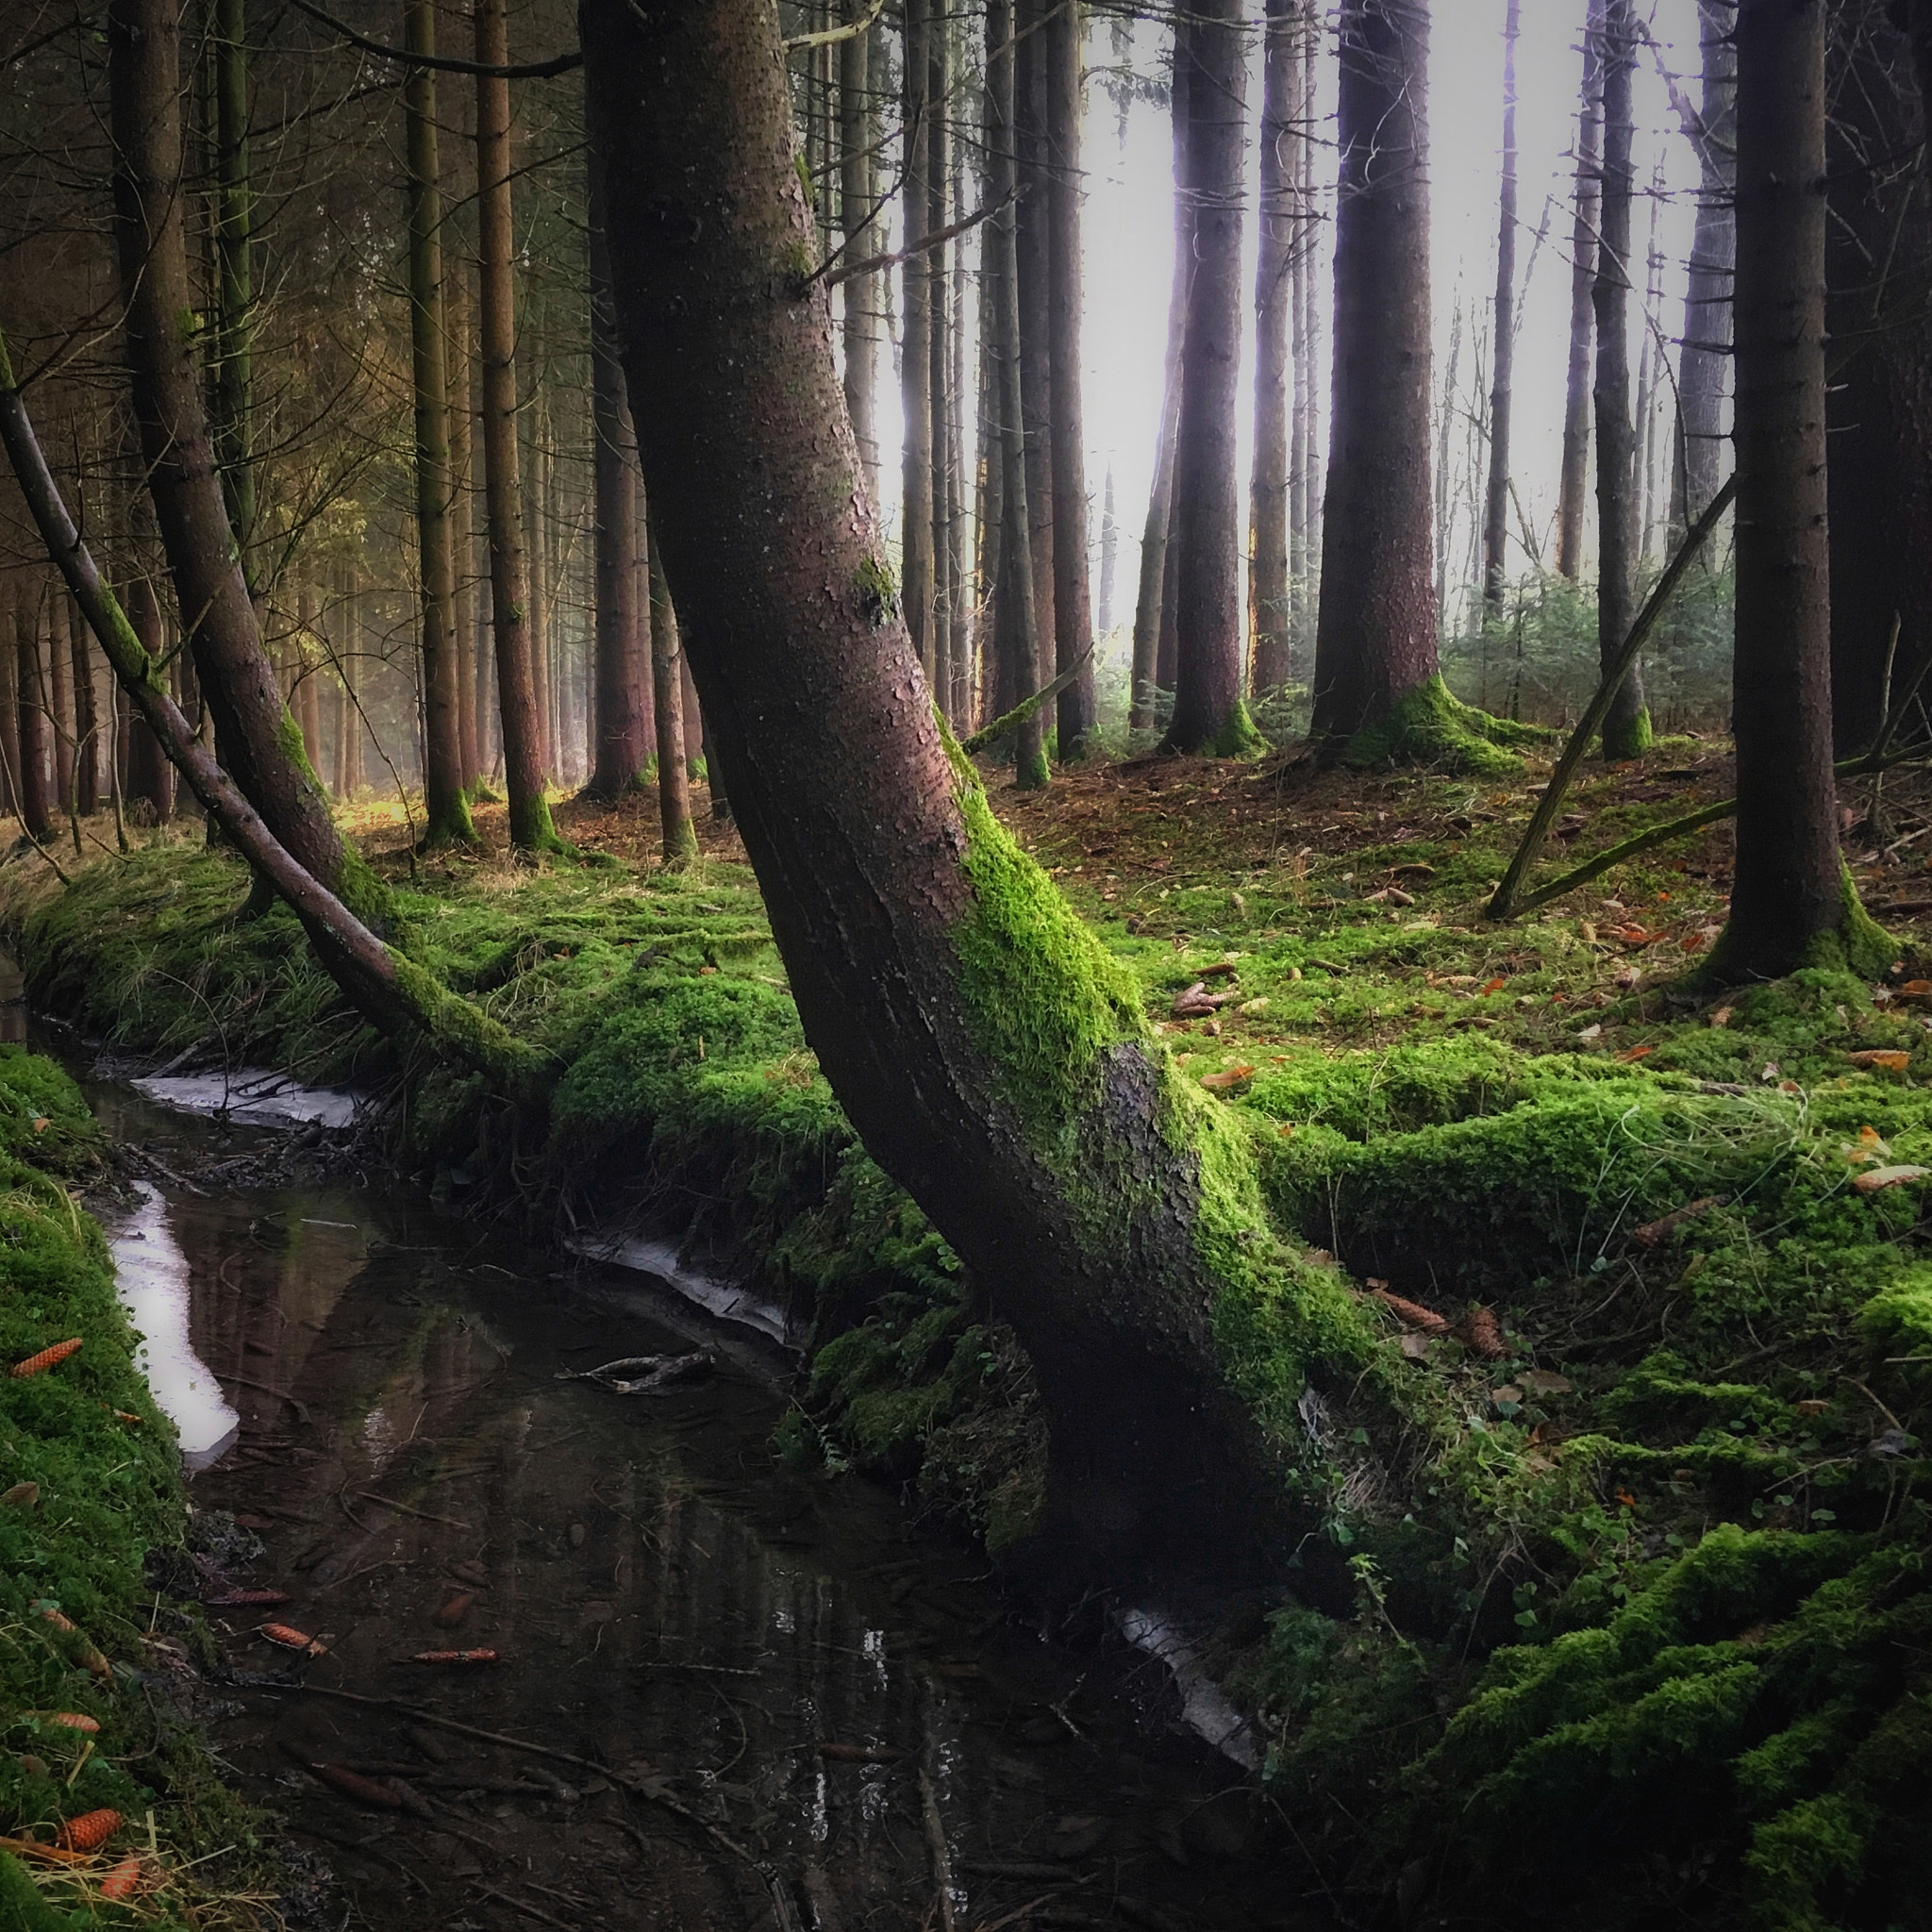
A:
1482 0 1521 609
646 510 697 865
840 4 881 507
900 0 935 679
106 0 351 896
1309 0 1438 747
1163 0 1256 756
11 579 52 841
1557 0 1606 582
1250 0 1297 694
582 0 1372 1579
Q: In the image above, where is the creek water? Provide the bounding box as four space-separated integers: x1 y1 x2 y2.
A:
8 969 1327 1932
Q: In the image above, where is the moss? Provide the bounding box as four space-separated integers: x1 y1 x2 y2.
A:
854 554 898 627
1602 704 1655 761
1339 674 1548 777
1204 700 1270 760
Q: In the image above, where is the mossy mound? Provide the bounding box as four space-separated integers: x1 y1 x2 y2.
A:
1339 674 1553 777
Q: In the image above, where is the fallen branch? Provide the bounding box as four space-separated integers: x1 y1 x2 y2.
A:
812 192 1011 292
959 643 1095 757
782 0 885 52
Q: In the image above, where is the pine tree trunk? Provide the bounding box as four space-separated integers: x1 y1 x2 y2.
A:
11 579 52 841
1711 0 1874 978
588 184 652 802
1130 52 1189 734
48 587 75 815
407 0 474 846
1249 0 1296 696
1046 0 1094 755
840 3 881 508
989 0 1048 788
447 265 483 797
583 0 1379 1577
475 0 558 848
293 581 323 772
339 582 364 799
1296 12 1323 622
1593 0 1650 758
1097 465 1116 635
70 594 99 815
927 12 954 721
1481 0 1521 611
647 509 697 865
211 0 255 573
1557 0 1606 582
900 0 935 681
1163 0 1254 756
1288 2 1313 670
107 0 352 895
1308 0 1438 747
1672 0 1738 537
1015 0 1057 695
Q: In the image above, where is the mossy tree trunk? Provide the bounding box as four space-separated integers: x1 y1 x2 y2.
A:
1707 0 1889 981
1163 0 1259 758
899 0 935 686
106 0 360 907
1308 0 1439 752
1592 0 1651 760
584 0 1379 1584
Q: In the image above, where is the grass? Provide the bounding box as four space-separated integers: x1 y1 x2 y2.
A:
8 742 1932 1928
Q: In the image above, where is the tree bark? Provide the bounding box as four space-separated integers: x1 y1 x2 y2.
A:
1046 0 1094 755
582 0 1376 1579
1593 0 1650 758
475 0 559 848
11 578 52 842
1710 0 1866 978
587 179 652 801
1291 2 1316 665
407 0 475 847
646 508 697 865
108 0 355 899
900 0 935 682
1308 0 1439 747
70 592 99 815
840 0 881 508
927 10 954 722
47 591 74 816
1015 0 1057 694
1163 0 1254 757
446 264 483 796
1557 0 1606 582
1128 51 1189 734
211 0 255 572
1249 0 1297 695
1481 0 1521 610
1672 0 1738 536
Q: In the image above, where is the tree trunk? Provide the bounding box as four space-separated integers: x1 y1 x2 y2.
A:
475 0 559 849
1710 0 1877 979
339 584 364 799
840 1 880 508
988 0 1049 790
587 189 651 802
927 11 954 722
646 509 697 865
293 581 324 772
1482 0 1521 611
1015 0 1057 697
1557 0 1606 582
70 593 99 815
1129 52 1189 735
108 0 355 898
1249 0 1297 695
1593 0 1651 758
582 0 1378 1580
1163 0 1254 757
211 0 255 573
1097 465 1116 637
1290 2 1316 667
527 405 555 774
48 587 75 816
1298 10 1324 631
11 578 52 841
1308 0 1438 748
407 0 475 847
900 0 935 680
1824 0 1932 752
1046 0 1095 755
447 264 483 795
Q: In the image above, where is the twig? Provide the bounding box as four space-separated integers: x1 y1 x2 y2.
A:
811 194 1012 292
919 1768 957 1932
358 1492 472 1529
961 644 1095 756
783 0 885 51
285 0 583 77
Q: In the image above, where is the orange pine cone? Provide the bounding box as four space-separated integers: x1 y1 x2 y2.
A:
33 1713 100 1733
11 1339 83 1378
98 1854 149 1901
53 1809 122 1853
32 1602 77 1634
259 1624 327 1657
1367 1287 1451 1335
1459 1306 1508 1360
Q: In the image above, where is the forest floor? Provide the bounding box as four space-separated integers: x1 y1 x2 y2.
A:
6 734 1932 1927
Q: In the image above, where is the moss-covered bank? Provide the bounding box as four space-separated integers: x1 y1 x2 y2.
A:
10 746 1932 1927
0 1048 268 1929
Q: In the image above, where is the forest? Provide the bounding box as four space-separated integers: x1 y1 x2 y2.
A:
2 0 1932 1927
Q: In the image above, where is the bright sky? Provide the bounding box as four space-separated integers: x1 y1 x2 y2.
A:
868 0 1713 631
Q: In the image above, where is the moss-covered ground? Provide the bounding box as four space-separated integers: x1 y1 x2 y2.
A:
9 741 1932 1928
0 1052 270 1930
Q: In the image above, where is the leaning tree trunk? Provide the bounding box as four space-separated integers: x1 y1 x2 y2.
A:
1481 0 1521 611
1593 0 1651 758
1557 0 1606 582
1163 0 1257 757
1249 0 1297 697
583 0 1380 1583
1308 0 1439 749
1671 0 1738 536
107 0 358 904
587 180 653 800
406 0 475 847
475 0 560 849
1046 0 1094 756
1709 0 1884 980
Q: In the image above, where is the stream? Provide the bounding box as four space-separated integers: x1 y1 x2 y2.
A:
7 972 1327 1932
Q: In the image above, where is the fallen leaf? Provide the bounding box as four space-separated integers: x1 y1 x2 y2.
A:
1796 1399 1830 1418
1679 930 1707 952
1520 1370 1574 1396
1239 997 1269 1015
1615 1044 1654 1062
1577 1023 1604 1041
1761 1062 1781 1082
1850 1164 1931 1193
1481 977 1507 994
1386 886 1415 907
1491 1384 1524 1407
1199 1064 1256 1091
1 1481 39 1507
1849 1050 1912 1073
1398 1333 1433 1360
1614 1489 1638 1509
1902 979 1932 997
30 1117 48 1133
